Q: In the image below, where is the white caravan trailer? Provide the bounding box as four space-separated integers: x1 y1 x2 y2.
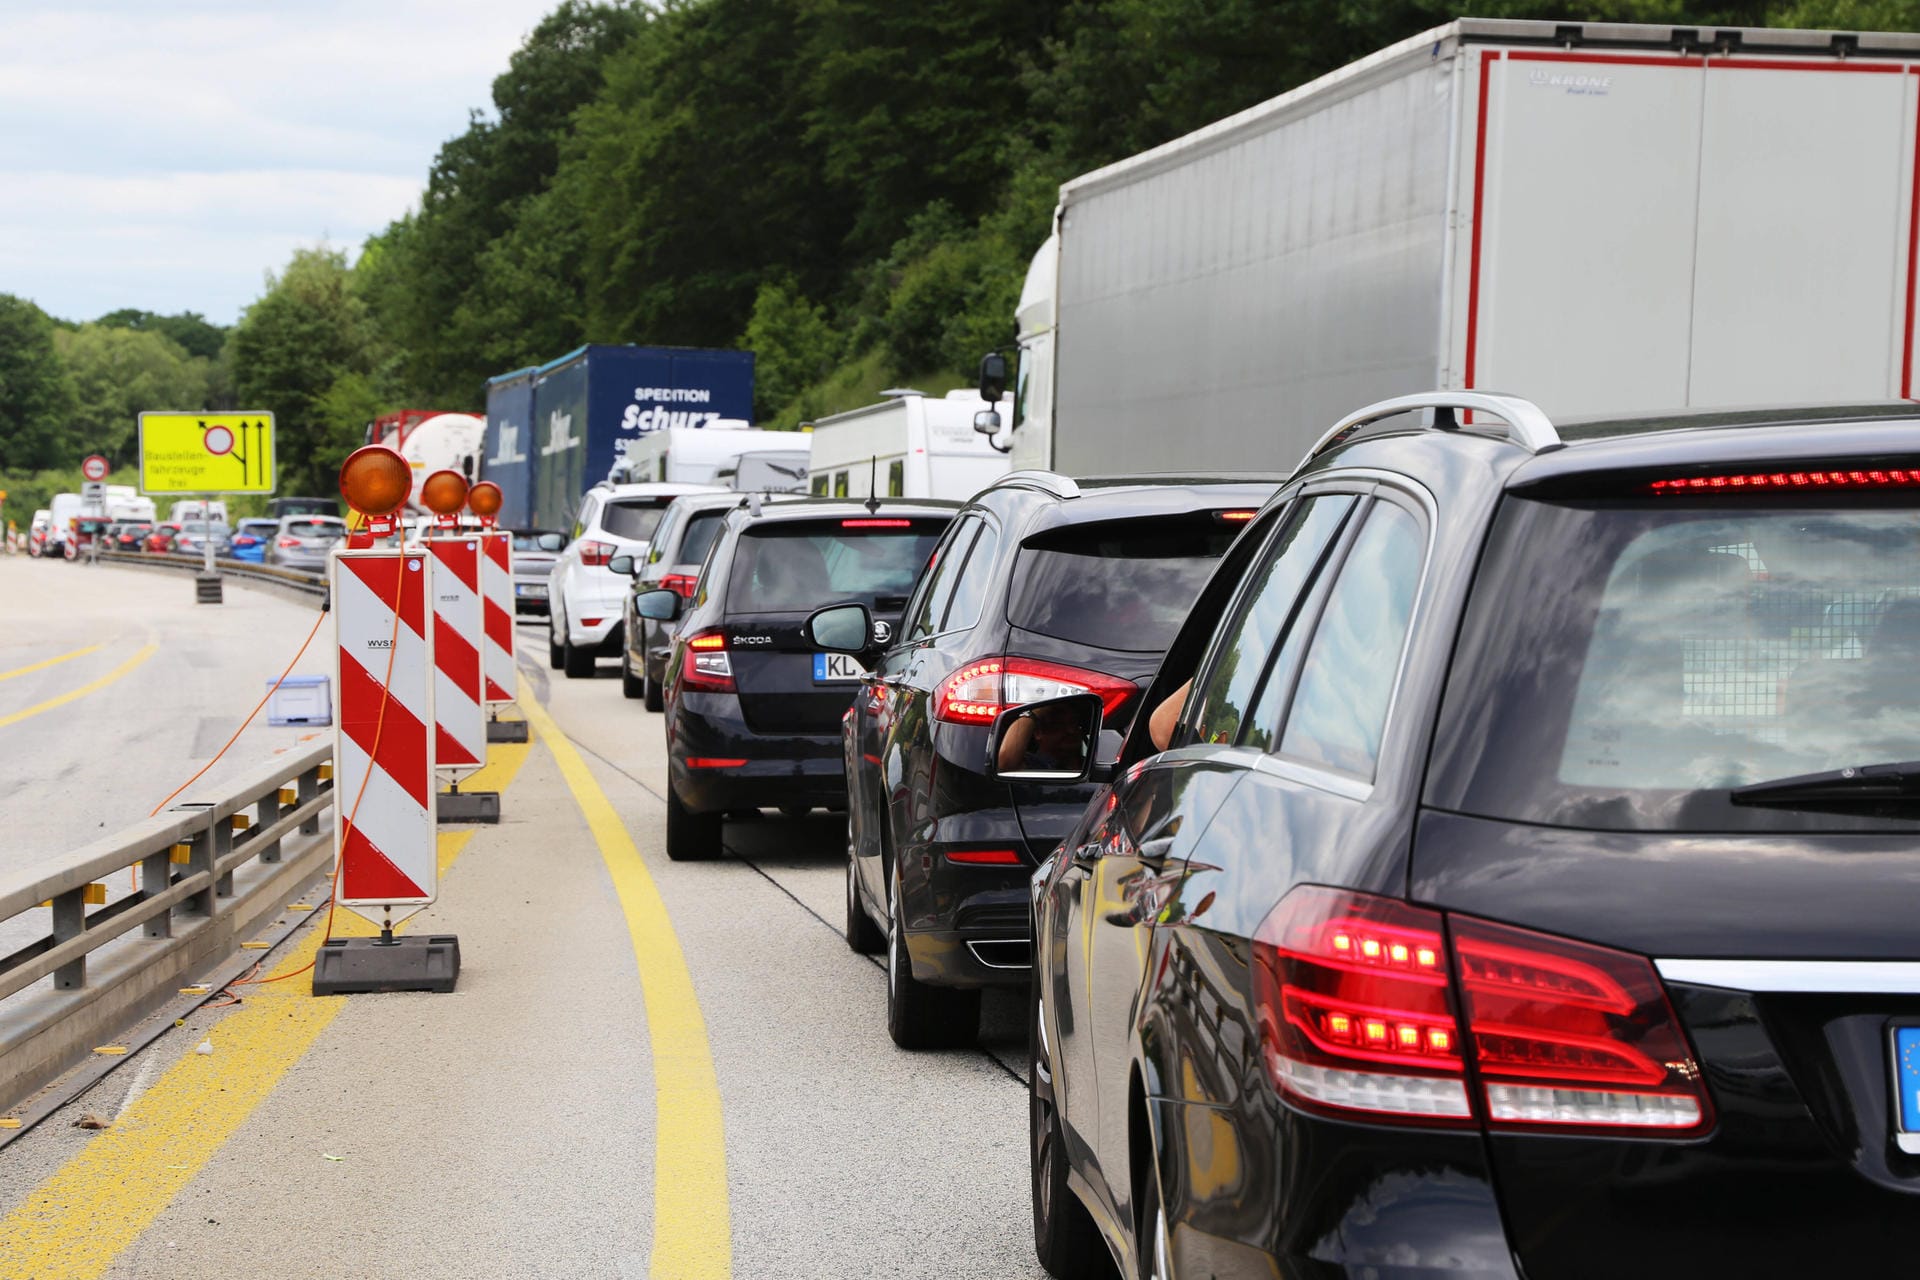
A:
996 17 1920 474
808 389 1012 501
611 420 800 486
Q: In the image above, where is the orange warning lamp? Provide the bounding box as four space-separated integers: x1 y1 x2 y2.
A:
467 480 503 524
420 469 470 522
339 446 412 542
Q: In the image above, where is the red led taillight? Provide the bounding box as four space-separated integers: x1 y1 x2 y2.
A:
1252 886 1712 1135
841 518 913 528
577 539 616 566
1650 468 1920 494
933 657 1137 726
946 848 1024 865
662 573 698 598
681 629 734 693
1217 510 1257 522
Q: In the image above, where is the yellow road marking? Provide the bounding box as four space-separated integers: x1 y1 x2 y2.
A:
0 643 102 684
0 740 530 1277
0 643 157 731
517 677 732 1280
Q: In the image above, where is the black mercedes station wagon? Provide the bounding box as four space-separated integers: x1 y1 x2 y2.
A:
1018 395 1920 1279
637 496 957 860
805 472 1279 1050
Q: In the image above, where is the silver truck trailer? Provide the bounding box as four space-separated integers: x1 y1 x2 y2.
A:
1001 18 1920 474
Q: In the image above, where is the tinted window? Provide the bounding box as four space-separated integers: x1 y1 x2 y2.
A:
833 472 849 497
1190 495 1355 747
939 525 1001 634
1009 515 1241 653
811 474 828 496
888 460 904 497
1275 502 1424 778
677 512 726 567
903 520 977 641
286 520 344 539
727 523 944 612
1430 499 1920 831
601 499 669 541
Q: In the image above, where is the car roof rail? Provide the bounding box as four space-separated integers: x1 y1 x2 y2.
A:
994 470 1082 500
1297 391 1563 473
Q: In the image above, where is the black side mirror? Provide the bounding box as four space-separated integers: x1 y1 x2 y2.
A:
805 602 875 654
978 350 1008 402
635 588 682 622
987 694 1103 782
609 554 635 575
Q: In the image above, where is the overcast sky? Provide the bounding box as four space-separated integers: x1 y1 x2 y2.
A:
0 0 562 327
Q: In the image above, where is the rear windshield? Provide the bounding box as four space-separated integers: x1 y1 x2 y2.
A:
1429 497 1920 832
603 499 670 541
726 521 943 612
287 520 343 539
679 512 725 567
1009 516 1241 653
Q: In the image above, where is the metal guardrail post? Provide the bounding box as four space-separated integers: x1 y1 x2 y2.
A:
180 810 215 916
298 764 321 835
256 793 282 864
50 889 85 990
142 849 174 939
214 816 235 899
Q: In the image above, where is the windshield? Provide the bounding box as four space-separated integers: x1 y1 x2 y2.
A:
1428 497 1920 831
726 521 944 612
1009 516 1241 654
678 512 725 567
603 499 669 542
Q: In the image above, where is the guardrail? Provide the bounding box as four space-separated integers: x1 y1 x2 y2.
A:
0 743 334 1114
94 549 328 600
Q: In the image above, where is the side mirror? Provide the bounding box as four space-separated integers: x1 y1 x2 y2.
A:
609 554 635 575
634 588 682 622
536 533 565 552
973 408 1002 437
988 694 1103 783
978 350 1008 402
805 602 874 654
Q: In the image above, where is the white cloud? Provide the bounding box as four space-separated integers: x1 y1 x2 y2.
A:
0 0 562 323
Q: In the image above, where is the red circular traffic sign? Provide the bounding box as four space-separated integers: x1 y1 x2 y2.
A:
81 455 109 481
203 426 235 457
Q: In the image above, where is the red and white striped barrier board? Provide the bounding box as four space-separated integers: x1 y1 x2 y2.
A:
330 547 438 925
426 536 487 782
480 530 516 705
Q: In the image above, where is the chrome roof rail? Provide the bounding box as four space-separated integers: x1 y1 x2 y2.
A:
995 470 1082 499
1297 391 1563 473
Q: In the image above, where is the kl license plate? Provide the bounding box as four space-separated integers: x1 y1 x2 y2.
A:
516 583 548 597
813 652 868 683
1893 1027 1920 1152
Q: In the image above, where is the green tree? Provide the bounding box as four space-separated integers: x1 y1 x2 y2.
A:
228 247 374 496
55 324 211 465
741 276 843 420
92 308 228 361
0 295 75 471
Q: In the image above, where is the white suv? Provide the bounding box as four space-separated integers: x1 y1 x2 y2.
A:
548 481 722 678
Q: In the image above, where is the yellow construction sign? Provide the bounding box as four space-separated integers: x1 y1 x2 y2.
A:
138 412 276 494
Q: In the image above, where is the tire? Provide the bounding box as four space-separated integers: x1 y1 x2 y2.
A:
665 783 722 861
1032 986 1107 1280
779 803 811 819
1137 1150 1170 1280
644 662 664 713
548 620 564 670
844 846 884 954
621 644 644 699
886 866 980 1050
562 632 594 679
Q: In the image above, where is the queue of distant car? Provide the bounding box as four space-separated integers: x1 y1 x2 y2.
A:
541 388 1920 1279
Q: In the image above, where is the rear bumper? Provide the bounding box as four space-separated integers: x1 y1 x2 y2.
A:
669 695 848 811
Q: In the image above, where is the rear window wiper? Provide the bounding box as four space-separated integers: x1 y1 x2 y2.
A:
1730 761 1920 809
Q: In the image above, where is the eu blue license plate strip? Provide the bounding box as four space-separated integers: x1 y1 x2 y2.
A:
1894 1027 1920 1136
813 653 864 682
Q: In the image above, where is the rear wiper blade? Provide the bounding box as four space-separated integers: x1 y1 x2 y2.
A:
1730 760 1920 808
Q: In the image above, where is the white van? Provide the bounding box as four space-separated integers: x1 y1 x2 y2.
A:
807 389 1011 501
46 493 83 552
609 419 800 486
168 499 229 525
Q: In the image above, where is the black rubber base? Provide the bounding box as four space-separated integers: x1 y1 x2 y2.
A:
437 790 501 824
194 573 223 604
312 934 460 994
487 720 530 743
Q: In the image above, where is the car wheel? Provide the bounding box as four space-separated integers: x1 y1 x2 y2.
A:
643 650 665 713
844 844 884 954
562 631 594 679
621 643 644 700
1138 1157 1170 1280
548 619 564 670
665 783 722 861
886 866 980 1050
1032 985 1107 1279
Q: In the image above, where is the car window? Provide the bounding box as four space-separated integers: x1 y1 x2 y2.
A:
937 523 1000 635
1187 494 1356 747
647 508 683 564
1008 514 1242 654
1266 500 1424 778
678 511 726 567
601 499 669 542
902 518 978 643
727 521 945 613
286 520 343 539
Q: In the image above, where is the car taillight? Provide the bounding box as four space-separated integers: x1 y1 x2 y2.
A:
662 573 698 598
1253 886 1711 1136
277 536 300 548
681 629 734 693
841 518 912 528
578 539 615 566
946 848 1024 865
1650 467 1920 494
932 657 1137 726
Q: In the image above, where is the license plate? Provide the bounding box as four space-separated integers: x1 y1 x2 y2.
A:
813 652 868 683
1894 1027 1920 1152
516 583 548 598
